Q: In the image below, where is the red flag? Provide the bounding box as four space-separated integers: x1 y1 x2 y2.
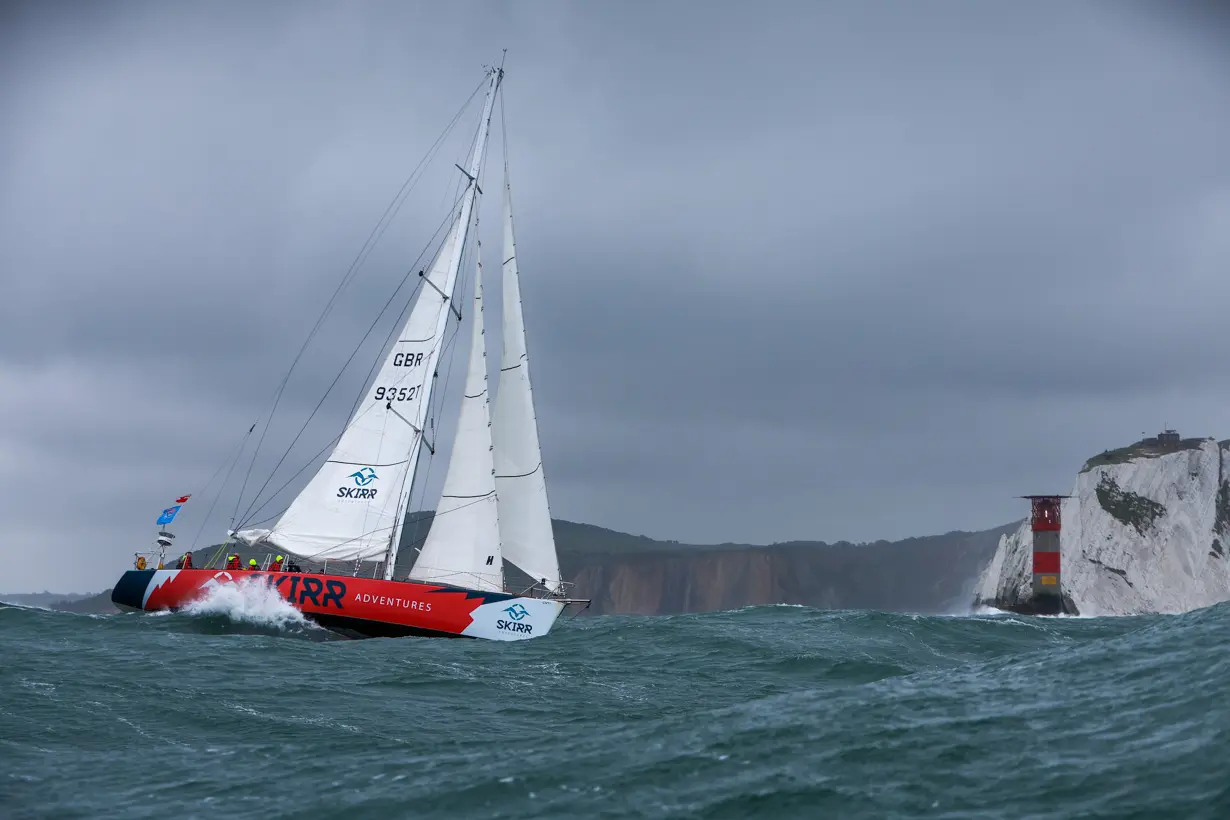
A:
175 495 191 504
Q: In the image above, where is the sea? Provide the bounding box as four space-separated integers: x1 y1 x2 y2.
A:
2 584 1228 819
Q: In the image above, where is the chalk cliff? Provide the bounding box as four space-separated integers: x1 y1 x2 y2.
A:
974 437 1230 616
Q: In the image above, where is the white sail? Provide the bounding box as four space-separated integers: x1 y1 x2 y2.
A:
235 68 503 568
234 217 464 563
490 175 562 591
407 240 503 592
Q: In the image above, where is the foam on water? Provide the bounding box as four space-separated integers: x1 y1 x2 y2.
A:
3 601 1228 819
181 575 315 631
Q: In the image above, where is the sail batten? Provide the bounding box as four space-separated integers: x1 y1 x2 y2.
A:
233 67 566 598
407 237 504 592
491 172 562 591
235 68 505 572
235 215 466 564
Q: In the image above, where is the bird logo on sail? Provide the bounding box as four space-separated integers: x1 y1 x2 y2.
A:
348 467 378 487
338 467 379 500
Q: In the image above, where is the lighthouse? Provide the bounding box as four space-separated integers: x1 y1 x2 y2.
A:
1021 495 1069 615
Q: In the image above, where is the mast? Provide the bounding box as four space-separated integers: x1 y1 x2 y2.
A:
383 65 504 579
231 67 504 572
406 235 503 591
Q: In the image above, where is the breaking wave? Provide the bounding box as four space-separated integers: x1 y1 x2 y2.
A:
179 575 324 635
2 601 1228 819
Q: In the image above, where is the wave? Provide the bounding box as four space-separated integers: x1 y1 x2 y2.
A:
179 575 326 635
3 601 1228 818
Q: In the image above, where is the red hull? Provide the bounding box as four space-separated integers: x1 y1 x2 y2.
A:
111 568 568 640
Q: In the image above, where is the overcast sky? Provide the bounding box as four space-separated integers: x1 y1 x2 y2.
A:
2 0 1229 593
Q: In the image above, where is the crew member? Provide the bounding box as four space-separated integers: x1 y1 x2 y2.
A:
176 553 193 569
226 554 241 570
248 558 259 570
269 554 284 572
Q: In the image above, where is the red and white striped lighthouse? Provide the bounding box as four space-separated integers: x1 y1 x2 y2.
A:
1021 495 1069 614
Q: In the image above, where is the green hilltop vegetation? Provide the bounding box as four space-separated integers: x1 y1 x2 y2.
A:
1080 435 1212 473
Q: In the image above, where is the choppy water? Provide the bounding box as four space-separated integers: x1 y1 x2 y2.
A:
3 586 1228 819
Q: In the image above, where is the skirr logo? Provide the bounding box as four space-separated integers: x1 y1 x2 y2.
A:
348 467 378 487
503 603 529 621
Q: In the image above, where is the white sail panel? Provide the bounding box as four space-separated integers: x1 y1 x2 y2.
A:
237 216 465 563
408 242 504 592
238 67 505 568
490 178 561 591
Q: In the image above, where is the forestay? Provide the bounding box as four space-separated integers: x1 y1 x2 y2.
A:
234 217 465 562
234 67 504 566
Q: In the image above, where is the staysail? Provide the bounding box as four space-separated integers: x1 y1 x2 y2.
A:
234 68 503 569
406 239 504 592
490 172 562 591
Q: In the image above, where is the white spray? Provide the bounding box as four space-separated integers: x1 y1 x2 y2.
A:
182 575 312 631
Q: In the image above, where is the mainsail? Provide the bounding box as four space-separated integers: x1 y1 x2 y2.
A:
234 67 503 569
406 240 504 592
490 172 562 591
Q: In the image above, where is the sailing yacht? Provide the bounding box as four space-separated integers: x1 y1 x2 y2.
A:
111 65 589 641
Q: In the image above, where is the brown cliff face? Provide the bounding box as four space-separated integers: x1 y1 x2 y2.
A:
554 521 1018 615
161 517 1014 617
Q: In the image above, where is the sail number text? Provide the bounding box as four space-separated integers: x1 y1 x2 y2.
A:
393 352 424 367
375 352 425 402
375 385 418 402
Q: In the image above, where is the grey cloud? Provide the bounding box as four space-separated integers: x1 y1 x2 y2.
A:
1 0 1228 592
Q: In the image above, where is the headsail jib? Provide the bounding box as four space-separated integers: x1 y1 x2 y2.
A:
234 65 565 598
406 237 504 592
115 60 589 644
240 67 505 570
237 211 466 565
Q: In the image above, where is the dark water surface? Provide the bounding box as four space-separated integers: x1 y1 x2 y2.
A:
3 591 1228 819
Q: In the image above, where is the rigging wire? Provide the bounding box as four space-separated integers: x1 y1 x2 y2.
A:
237 103 487 535
227 77 488 531
234 186 471 530
391 243 472 567
232 431 341 529
405 88 501 559
214 71 499 577
249 188 475 550
373 106 489 572
396 179 485 569
185 422 257 553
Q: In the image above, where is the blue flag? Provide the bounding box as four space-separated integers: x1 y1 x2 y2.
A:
156 505 182 526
